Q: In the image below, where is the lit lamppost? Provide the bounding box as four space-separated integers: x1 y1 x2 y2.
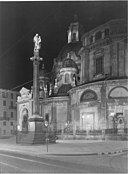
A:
81 114 84 132
65 121 70 138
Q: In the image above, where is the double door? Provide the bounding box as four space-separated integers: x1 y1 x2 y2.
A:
81 113 95 131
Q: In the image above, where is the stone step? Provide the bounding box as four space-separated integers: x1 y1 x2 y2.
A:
17 132 56 144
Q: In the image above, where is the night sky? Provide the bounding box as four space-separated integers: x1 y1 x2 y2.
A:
0 1 127 91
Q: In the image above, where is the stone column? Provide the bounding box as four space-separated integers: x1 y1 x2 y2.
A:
73 103 77 139
29 34 43 132
81 53 85 83
33 54 40 115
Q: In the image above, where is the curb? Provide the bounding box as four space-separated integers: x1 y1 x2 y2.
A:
98 149 128 155
0 146 127 157
48 149 128 156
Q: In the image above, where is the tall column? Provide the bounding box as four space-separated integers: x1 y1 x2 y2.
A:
29 34 43 132
32 52 40 115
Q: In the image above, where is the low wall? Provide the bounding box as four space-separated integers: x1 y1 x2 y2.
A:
56 133 128 140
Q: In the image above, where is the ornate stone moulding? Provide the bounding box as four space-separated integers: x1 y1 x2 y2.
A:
17 87 32 102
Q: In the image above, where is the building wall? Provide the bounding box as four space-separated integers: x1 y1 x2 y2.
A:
69 79 128 131
80 19 127 83
42 96 70 132
0 89 18 136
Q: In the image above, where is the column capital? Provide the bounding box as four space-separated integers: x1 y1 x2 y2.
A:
30 56 43 62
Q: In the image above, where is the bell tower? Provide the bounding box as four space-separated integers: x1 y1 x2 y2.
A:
68 15 79 43
68 15 84 44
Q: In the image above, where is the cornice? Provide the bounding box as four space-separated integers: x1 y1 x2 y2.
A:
68 78 128 94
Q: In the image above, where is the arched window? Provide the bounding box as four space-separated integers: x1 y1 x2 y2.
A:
80 90 97 102
95 31 102 41
89 35 93 44
72 33 76 42
65 73 70 83
108 86 128 99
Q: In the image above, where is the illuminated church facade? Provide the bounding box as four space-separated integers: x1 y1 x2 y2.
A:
17 17 128 140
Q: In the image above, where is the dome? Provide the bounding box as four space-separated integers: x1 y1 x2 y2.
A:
62 58 78 70
57 84 72 96
57 41 82 61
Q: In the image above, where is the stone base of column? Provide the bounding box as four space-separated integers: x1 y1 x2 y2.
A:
17 114 45 144
16 114 56 144
28 114 44 132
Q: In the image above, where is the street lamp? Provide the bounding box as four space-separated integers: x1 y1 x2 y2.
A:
81 114 84 131
44 120 49 152
16 125 20 143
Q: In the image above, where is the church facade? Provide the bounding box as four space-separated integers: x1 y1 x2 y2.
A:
17 18 128 139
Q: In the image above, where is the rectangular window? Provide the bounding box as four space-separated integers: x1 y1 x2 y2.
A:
95 56 103 75
2 92 5 98
10 122 13 126
72 33 76 42
89 35 93 44
3 100 6 106
3 121 6 126
11 130 13 134
2 92 6 98
11 112 13 118
3 111 6 118
11 101 13 107
3 130 6 135
95 31 102 41
11 93 13 99
105 28 109 38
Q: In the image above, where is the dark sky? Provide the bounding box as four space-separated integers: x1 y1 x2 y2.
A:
0 1 127 90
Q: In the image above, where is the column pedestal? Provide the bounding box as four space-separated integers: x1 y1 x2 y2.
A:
29 114 44 132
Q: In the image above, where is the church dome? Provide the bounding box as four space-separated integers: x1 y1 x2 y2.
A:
57 41 82 61
62 57 78 70
57 84 72 96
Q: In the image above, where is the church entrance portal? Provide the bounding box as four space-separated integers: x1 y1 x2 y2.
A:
22 108 28 133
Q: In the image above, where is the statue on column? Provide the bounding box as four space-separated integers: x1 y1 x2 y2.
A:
33 34 41 51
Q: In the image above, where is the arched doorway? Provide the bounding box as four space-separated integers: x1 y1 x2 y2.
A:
22 108 28 133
